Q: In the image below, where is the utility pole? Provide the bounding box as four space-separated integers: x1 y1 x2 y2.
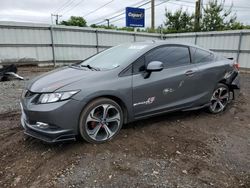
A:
160 24 163 40
51 14 54 25
105 19 110 28
151 0 155 30
51 14 62 25
199 0 203 19
194 0 201 31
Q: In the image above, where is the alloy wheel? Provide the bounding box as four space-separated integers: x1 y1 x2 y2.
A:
209 87 229 113
85 104 121 142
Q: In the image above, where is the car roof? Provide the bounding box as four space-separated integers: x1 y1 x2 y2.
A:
131 40 212 53
112 40 216 71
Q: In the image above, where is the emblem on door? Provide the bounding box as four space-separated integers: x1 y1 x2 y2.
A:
133 97 156 107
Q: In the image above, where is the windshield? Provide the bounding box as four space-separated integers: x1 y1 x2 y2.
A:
79 43 148 70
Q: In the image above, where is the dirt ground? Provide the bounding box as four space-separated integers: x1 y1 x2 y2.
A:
0 66 249 188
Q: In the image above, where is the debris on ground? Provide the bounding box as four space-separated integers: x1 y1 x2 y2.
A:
0 64 24 82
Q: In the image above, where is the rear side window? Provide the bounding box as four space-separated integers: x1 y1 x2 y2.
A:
190 47 214 64
145 46 190 68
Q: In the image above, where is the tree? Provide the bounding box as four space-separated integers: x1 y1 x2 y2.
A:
164 8 194 33
60 16 87 27
201 0 239 31
228 21 245 30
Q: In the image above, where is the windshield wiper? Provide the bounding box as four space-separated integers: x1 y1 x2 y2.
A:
68 64 80 69
80 64 100 71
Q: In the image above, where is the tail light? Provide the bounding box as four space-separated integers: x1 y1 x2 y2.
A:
233 61 239 71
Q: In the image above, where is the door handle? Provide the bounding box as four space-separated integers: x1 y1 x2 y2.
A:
185 70 195 76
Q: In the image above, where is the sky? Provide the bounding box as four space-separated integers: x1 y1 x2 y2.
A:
0 0 249 28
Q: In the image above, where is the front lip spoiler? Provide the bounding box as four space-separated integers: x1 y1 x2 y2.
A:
21 116 76 143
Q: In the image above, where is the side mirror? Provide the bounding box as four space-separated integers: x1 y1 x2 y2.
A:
143 61 163 79
146 61 164 72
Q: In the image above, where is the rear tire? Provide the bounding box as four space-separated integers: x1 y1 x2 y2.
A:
208 83 230 114
79 98 123 144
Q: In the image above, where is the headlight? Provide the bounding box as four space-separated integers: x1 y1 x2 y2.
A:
39 90 79 104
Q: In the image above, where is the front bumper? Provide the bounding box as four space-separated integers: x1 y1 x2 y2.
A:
21 115 76 142
20 98 85 143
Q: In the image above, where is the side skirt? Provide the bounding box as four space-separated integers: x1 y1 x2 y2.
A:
133 103 209 121
182 103 210 112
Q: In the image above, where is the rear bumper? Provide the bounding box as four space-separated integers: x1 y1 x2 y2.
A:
231 73 240 89
230 73 240 99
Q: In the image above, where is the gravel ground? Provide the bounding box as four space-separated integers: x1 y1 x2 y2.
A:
0 66 249 188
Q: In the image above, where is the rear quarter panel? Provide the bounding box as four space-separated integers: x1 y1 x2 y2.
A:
195 59 229 102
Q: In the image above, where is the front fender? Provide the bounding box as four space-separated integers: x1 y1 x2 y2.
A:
74 90 134 123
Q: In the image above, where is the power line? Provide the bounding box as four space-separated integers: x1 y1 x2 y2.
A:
83 0 115 18
168 1 195 8
54 0 250 26
57 0 79 14
110 0 171 24
54 0 75 13
178 0 250 9
108 1 151 20
93 0 151 25
109 0 217 25
61 0 85 15
165 0 250 12
88 0 147 24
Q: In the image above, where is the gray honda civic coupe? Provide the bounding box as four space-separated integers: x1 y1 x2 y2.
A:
20 41 240 143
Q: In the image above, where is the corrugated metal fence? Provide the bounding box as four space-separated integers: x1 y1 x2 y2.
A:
0 22 161 66
164 30 250 69
0 22 249 69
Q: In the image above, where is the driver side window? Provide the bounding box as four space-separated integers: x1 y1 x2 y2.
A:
145 46 190 68
133 45 191 75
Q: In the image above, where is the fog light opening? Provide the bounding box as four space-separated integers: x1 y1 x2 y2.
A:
35 122 49 129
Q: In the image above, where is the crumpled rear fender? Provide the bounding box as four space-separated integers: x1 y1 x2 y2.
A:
222 69 240 89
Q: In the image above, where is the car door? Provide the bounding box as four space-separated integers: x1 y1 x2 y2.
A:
132 45 201 118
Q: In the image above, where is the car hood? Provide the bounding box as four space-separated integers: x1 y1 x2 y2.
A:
27 66 107 93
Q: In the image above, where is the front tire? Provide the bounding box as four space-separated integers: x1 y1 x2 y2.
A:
208 83 230 114
79 98 123 144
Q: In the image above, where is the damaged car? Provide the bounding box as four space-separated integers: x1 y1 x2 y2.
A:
20 41 240 143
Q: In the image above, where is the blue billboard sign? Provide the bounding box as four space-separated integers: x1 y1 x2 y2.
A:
126 7 145 27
